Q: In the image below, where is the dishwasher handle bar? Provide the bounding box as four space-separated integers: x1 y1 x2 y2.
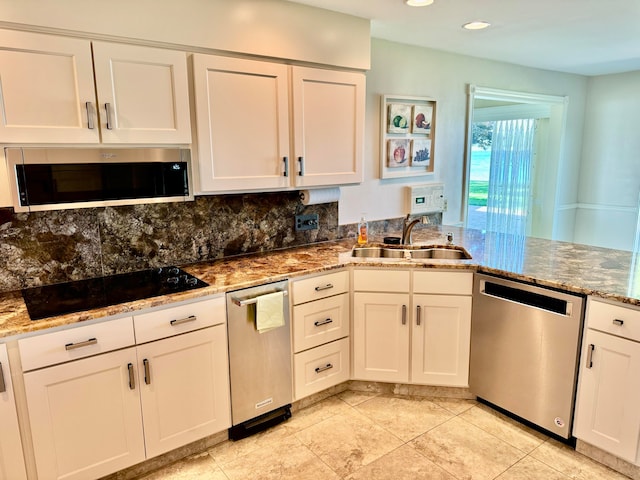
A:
480 280 572 316
231 289 288 307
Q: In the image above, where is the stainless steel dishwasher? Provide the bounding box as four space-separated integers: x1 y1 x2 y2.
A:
469 273 585 439
226 280 292 440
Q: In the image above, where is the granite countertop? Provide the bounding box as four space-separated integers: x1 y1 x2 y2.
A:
2 226 639 339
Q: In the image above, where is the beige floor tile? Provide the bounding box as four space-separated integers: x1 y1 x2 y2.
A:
345 444 456 480
496 456 570 479
531 439 632 480
219 436 339 480
411 416 526 480
336 389 379 406
430 396 478 415
137 451 228 480
460 403 548 453
295 409 404 477
354 394 454 442
286 395 355 431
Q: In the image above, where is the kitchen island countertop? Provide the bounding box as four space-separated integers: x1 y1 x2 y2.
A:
2 226 639 339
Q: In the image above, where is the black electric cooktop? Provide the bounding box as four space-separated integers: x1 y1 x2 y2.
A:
22 267 208 320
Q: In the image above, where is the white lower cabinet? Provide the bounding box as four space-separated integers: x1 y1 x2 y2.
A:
20 296 230 480
574 299 640 464
0 344 27 480
353 269 472 387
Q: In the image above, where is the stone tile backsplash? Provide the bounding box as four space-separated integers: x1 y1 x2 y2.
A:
0 192 441 292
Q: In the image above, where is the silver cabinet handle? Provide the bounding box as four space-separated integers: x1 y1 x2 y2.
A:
86 102 95 129
170 315 197 326
283 157 289 177
402 305 407 325
127 363 135 390
586 344 595 369
65 338 97 351
0 362 5 393
315 363 333 374
105 103 113 130
416 305 422 326
298 156 305 176
314 318 333 327
143 359 151 385
613 319 624 326
315 284 333 292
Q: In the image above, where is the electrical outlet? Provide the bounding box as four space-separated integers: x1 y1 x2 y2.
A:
295 214 319 231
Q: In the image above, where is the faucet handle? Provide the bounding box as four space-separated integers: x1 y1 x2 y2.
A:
446 232 454 245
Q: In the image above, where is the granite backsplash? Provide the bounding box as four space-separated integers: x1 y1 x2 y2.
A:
0 192 441 292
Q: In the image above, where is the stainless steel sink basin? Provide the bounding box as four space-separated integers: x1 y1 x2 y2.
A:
351 245 472 260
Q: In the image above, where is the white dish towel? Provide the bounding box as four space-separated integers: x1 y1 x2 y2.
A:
256 291 285 333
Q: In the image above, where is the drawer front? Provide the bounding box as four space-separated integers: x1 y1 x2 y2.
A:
413 271 473 295
292 270 349 305
353 269 410 293
293 293 349 353
294 337 350 400
588 299 640 342
134 295 226 344
19 316 135 371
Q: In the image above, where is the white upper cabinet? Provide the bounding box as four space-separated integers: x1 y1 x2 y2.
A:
291 66 364 187
192 55 290 192
0 29 191 144
192 54 365 193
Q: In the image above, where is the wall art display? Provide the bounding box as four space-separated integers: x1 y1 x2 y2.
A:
380 94 436 179
387 103 412 133
411 138 431 166
412 104 433 134
387 138 410 167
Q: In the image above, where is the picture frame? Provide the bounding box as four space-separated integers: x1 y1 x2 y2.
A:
380 94 436 179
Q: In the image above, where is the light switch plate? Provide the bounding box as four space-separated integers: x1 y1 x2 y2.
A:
295 214 319 231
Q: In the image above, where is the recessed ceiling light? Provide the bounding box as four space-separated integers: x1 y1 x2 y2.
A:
463 21 491 30
405 0 434 6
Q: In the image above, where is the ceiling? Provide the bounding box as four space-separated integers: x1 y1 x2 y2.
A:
286 0 640 76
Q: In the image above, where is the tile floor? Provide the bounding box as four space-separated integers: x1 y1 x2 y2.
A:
136 391 631 480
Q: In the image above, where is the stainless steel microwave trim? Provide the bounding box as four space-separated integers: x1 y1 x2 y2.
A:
5 147 194 212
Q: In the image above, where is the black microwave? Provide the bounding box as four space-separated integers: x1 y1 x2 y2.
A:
6 147 193 212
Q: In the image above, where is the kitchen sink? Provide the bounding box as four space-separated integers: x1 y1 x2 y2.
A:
351 245 472 260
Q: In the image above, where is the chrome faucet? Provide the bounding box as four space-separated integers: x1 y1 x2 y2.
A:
401 214 430 245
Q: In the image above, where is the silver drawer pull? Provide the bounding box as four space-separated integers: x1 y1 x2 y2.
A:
283 156 289 177
315 363 333 374
314 318 333 327
315 284 334 292
416 305 422 326
65 338 98 351
105 102 114 129
86 102 95 129
128 363 135 390
143 359 151 385
170 315 197 326
402 305 407 325
586 344 595 369
613 319 624 326
0 362 5 393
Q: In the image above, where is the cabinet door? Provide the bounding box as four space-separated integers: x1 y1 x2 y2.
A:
291 67 364 187
0 345 27 480
24 348 145 480
92 42 191 144
192 55 290 192
574 329 640 463
0 30 99 143
137 326 231 458
412 295 472 387
353 292 410 383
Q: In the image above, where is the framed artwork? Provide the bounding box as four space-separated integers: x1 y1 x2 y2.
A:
387 103 411 133
387 139 410 167
380 94 436 179
411 138 431 166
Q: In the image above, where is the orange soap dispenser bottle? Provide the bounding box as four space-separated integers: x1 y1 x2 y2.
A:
357 215 368 245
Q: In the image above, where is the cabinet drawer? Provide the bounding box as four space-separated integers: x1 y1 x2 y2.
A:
588 299 640 342
134 295 226 344
413 271 473 295
293 293 349 353
294 337 350 400
19 317 135 371
353 269 410 292
292 270 349 305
